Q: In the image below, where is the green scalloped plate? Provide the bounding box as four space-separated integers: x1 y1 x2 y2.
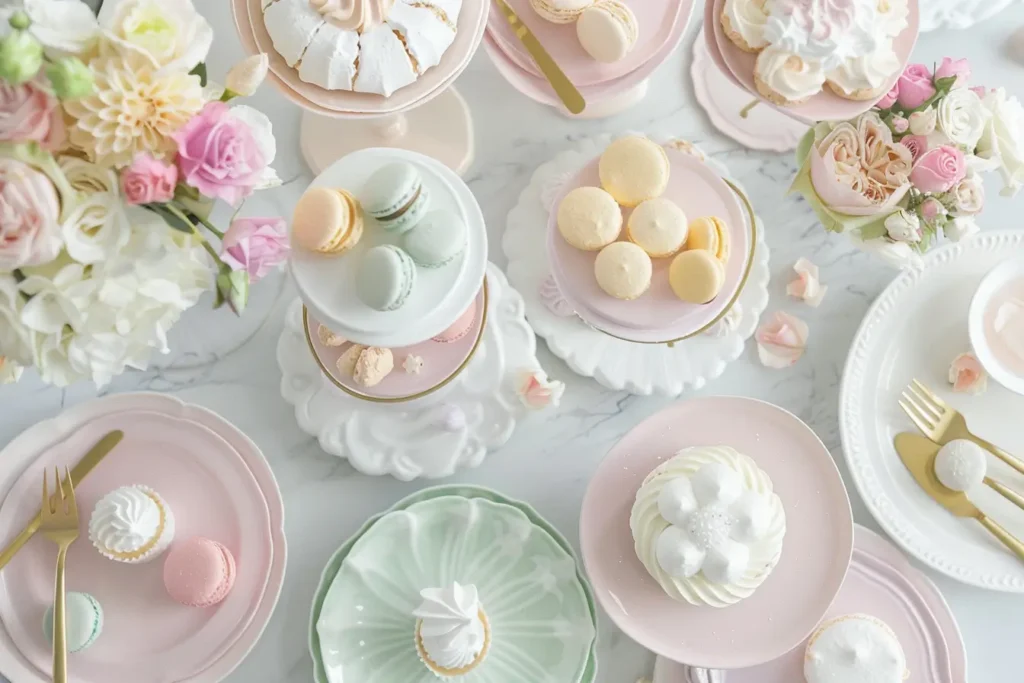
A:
308 485 599 683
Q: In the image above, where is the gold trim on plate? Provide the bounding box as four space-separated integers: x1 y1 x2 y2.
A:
303 280 490 404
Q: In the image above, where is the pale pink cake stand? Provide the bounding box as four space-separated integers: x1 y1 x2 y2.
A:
0 393 286 683
652 525 967 683
580 396 854 670
230 0 488 175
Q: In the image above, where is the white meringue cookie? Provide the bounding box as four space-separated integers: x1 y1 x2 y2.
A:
805 614 907 683
702 540 750 585
722 0 770 51
354 23 418 96
691 462 743 507
298 23 359 90
388 2 456 72
827 43 901 99
755 47 827 104
264 0 325 67
656 526 705 578
730 490 771 543
934 440 987 492
657 476 699 527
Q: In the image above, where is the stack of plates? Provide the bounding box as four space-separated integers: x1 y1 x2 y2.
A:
0 393 286 683
309 486 599 683
483 0 695 110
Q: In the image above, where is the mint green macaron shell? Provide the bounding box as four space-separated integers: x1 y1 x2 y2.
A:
44 592 103 653
403 209 467 268
356 245 417 311
362 163 430 234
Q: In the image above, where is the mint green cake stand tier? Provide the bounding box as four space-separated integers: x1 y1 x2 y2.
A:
309 485 599 683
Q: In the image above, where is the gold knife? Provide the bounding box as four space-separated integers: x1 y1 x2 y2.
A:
894 432 1024 562
0 430 124 570
492 0 586 115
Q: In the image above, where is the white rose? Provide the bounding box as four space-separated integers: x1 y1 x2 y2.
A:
945 215 980 242
0 356 23 384
62 192 132 265
909 108 937 136
977 88 1024 197
951 173 984 215
230 104 281 189
0 0 100 56
937 88 988 149
31 329 84 387
0 276 33 365
884 209 922 243
226 53 269 97
17 263 97 334
102 0 213 74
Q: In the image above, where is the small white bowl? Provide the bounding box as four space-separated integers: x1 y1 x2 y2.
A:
968 256 1024 396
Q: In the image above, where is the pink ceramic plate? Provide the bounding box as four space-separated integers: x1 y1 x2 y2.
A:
712 0 920 123
233 0 487 116
548 147 749 342
701 0 746 92
0 395 284 683
579 397 853 670
486 0 689 86
305 287 485 400
653 525 967 682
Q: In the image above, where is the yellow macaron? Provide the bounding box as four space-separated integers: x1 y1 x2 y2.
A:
292 187 364 255
598 136 670 208
594 241 652 300
557 186 623 251
626 198 688 258
685 216 730 263
669 249 726 304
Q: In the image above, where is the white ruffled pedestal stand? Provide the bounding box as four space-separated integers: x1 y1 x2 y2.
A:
277 265 558 480
503 134 770 396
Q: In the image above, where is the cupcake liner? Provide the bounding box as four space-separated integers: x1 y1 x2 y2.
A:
90 485 176 564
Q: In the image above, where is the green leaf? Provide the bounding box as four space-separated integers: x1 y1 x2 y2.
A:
934 75 958 93
145 204 194 234
858 218 889 241
190 62 208 87
794 127 817 166
176 194 214 222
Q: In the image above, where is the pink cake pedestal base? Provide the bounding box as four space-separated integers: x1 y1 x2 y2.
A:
299 87 475 177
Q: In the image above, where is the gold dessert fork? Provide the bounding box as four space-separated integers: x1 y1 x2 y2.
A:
899 379 1024 478
41 467 79 683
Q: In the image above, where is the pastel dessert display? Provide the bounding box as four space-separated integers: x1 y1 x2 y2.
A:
356 245 418 311
670 250 726 304
630 446 786 607
317 325 347 347
721 0 909 105
627 198 688 258
933 440 987 493
598 136 671 207
529 0 594 23
576 0 640 64
363 162 432 234
292 187 365 254
353 347 396 387
432 301 478 343
43 592 103 654
262 0 464 96
163 537 238 608
804 614 909 683
557 187 623 251
88 485 176 564
595 242 653 300
404 209 468 268
412 581 491 677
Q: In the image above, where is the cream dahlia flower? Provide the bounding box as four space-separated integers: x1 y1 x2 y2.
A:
63 50 203 168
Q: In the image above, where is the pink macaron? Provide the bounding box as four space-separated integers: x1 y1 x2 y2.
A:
432 301 478 343
163 537 236 608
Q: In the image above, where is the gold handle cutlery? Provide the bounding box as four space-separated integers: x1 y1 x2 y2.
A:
40 467 81 683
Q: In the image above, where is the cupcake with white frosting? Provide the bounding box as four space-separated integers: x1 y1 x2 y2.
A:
804 613 909 683
88 485 175 564
630 446 786 608
413 581 490 678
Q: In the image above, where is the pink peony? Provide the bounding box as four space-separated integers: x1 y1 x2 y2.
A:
911 145 966 193
935 57 971 89
899 134 928 162
877 81 900 110
121 153 178 205
172 101 266 206
897 64 936 110
0 158 62 270
220 217 289 282
0 80 65 150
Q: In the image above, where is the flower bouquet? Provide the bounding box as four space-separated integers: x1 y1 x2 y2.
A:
0 0 289 387
791 58 1024 268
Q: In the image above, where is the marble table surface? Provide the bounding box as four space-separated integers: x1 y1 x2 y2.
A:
3 2 1024 681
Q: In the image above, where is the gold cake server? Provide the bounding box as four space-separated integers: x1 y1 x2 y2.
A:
894 432 1024 562
492 0 586 115
0 430 123 570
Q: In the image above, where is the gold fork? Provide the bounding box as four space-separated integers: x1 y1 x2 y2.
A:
40 467 79 683
899 379 1024 478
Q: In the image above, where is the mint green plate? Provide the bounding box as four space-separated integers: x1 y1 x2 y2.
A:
309 485 599 683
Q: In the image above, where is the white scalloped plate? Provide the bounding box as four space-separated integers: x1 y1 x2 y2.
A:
502 134 770 396
919 0 1019 31
840 230 1024 591
277 264 552 481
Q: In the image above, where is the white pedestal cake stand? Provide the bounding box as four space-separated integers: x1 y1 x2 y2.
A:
503 134 770 396
277 264 555 481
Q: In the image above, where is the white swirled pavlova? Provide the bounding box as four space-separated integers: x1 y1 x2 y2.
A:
630 446 786 608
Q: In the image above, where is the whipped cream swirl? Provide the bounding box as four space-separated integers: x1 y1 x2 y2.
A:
763 0 881 72
88 486 163 553
413 582 487 671
310 0 395 32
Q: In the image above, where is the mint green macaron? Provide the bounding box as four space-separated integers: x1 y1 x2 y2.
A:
356 245 417 311
44 591 103 653
362 162 430 234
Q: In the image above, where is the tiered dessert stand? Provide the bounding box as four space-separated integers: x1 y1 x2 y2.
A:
231 0 488 174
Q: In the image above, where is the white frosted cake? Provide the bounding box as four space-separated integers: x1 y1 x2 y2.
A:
630 446 786 608
263 0 463 96
804 613 909 683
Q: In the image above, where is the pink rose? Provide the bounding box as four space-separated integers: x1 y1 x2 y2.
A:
172 102 266 206
877 81 900 110
899 134 928 162
891 116 908 133
911 145 966 193
121 153 178 205
220 217 289 282
0 80 65 151
0 158 62 270
935 57 970 89
897 64 936 110
920 197 946 223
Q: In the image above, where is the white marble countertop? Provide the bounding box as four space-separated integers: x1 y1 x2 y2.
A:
3 2 1024 681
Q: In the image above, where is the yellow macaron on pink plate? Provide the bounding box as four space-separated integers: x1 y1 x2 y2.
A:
547 138 754 343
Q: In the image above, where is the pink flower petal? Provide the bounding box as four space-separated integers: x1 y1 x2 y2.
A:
948 352 987 394
756 312 809 369
786 257 828 308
